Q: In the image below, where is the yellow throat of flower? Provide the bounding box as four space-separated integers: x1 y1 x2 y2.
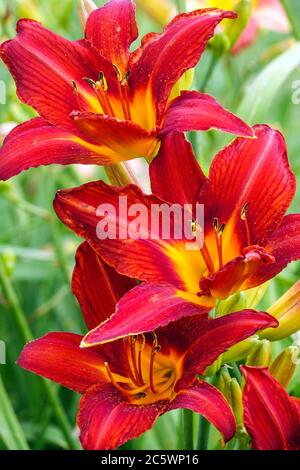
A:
104 334 184 405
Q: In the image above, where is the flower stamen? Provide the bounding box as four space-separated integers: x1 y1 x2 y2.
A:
241 202 251 246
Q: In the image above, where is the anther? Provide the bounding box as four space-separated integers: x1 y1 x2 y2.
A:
98 71 108 92
241 202 251 246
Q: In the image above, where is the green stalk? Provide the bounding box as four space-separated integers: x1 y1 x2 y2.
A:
0 258 80 449
182 409 194 449
196 415 210 450
0 374 29 450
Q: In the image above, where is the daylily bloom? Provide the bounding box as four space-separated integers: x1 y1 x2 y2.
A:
190 0 290 53
241 366 300 450
18 242 277 450
0 0 253 181
54 124 299 343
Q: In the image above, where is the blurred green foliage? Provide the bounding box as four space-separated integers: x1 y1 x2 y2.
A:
0 0 299 450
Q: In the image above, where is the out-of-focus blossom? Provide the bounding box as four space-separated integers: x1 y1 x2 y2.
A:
260 281 300 341
190 0 290 53
18 243 277 449
54 125 299 343
241 366 300 450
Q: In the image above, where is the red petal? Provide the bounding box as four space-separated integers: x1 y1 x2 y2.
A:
162 91 254 137
71 111 158 160
199 124 295 246
81 283 212 346
150 131 207 206
85 0 138 73
241 366 300 450
17 333 106 393
0 20 115 129
182 310 278 379
54 180 206 292
169 379 235 442
0 118 113 181
78 383 164 450
243 214 300 289
72 242 136 329
130 9 236 121
200 245 275 299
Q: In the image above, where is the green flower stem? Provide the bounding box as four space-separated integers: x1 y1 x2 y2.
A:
0 258 80 450
0 373 30 450
196 415 210 450
182 409 194 449
200 53 219 92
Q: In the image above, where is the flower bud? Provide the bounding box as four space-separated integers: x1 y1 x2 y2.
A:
78 0 97 29
246 339 272 367
270 346 299 388
218 282 269 316
222 335 260 363
260 281 300 341
209 33 231 55
230 378 243 426
216 368 243 426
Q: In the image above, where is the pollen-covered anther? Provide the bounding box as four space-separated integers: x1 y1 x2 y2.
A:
241 202 251 246
113 64 132 121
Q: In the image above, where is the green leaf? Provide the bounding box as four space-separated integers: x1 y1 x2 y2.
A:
0 375 29 450
237 42 300 123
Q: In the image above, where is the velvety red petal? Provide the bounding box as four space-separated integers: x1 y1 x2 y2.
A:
0 20 116 130
162 91 254 137
130 9 236 122
199 124 296 247
78 383 164 450
17 332 106 393
85 0 138 73
72 242 136 329
71 111 158 160
200 245 275 299
243 214 300 290
54 180 206 292
169 379 235 442
150 131 207 207
241 366 300 450
0 118 115 181
181 310 278 380
81 283 212 346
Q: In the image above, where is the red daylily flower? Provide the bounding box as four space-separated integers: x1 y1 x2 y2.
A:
18 242 277 450
241 366 300 450
0 0 253 181
54 124 299 343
